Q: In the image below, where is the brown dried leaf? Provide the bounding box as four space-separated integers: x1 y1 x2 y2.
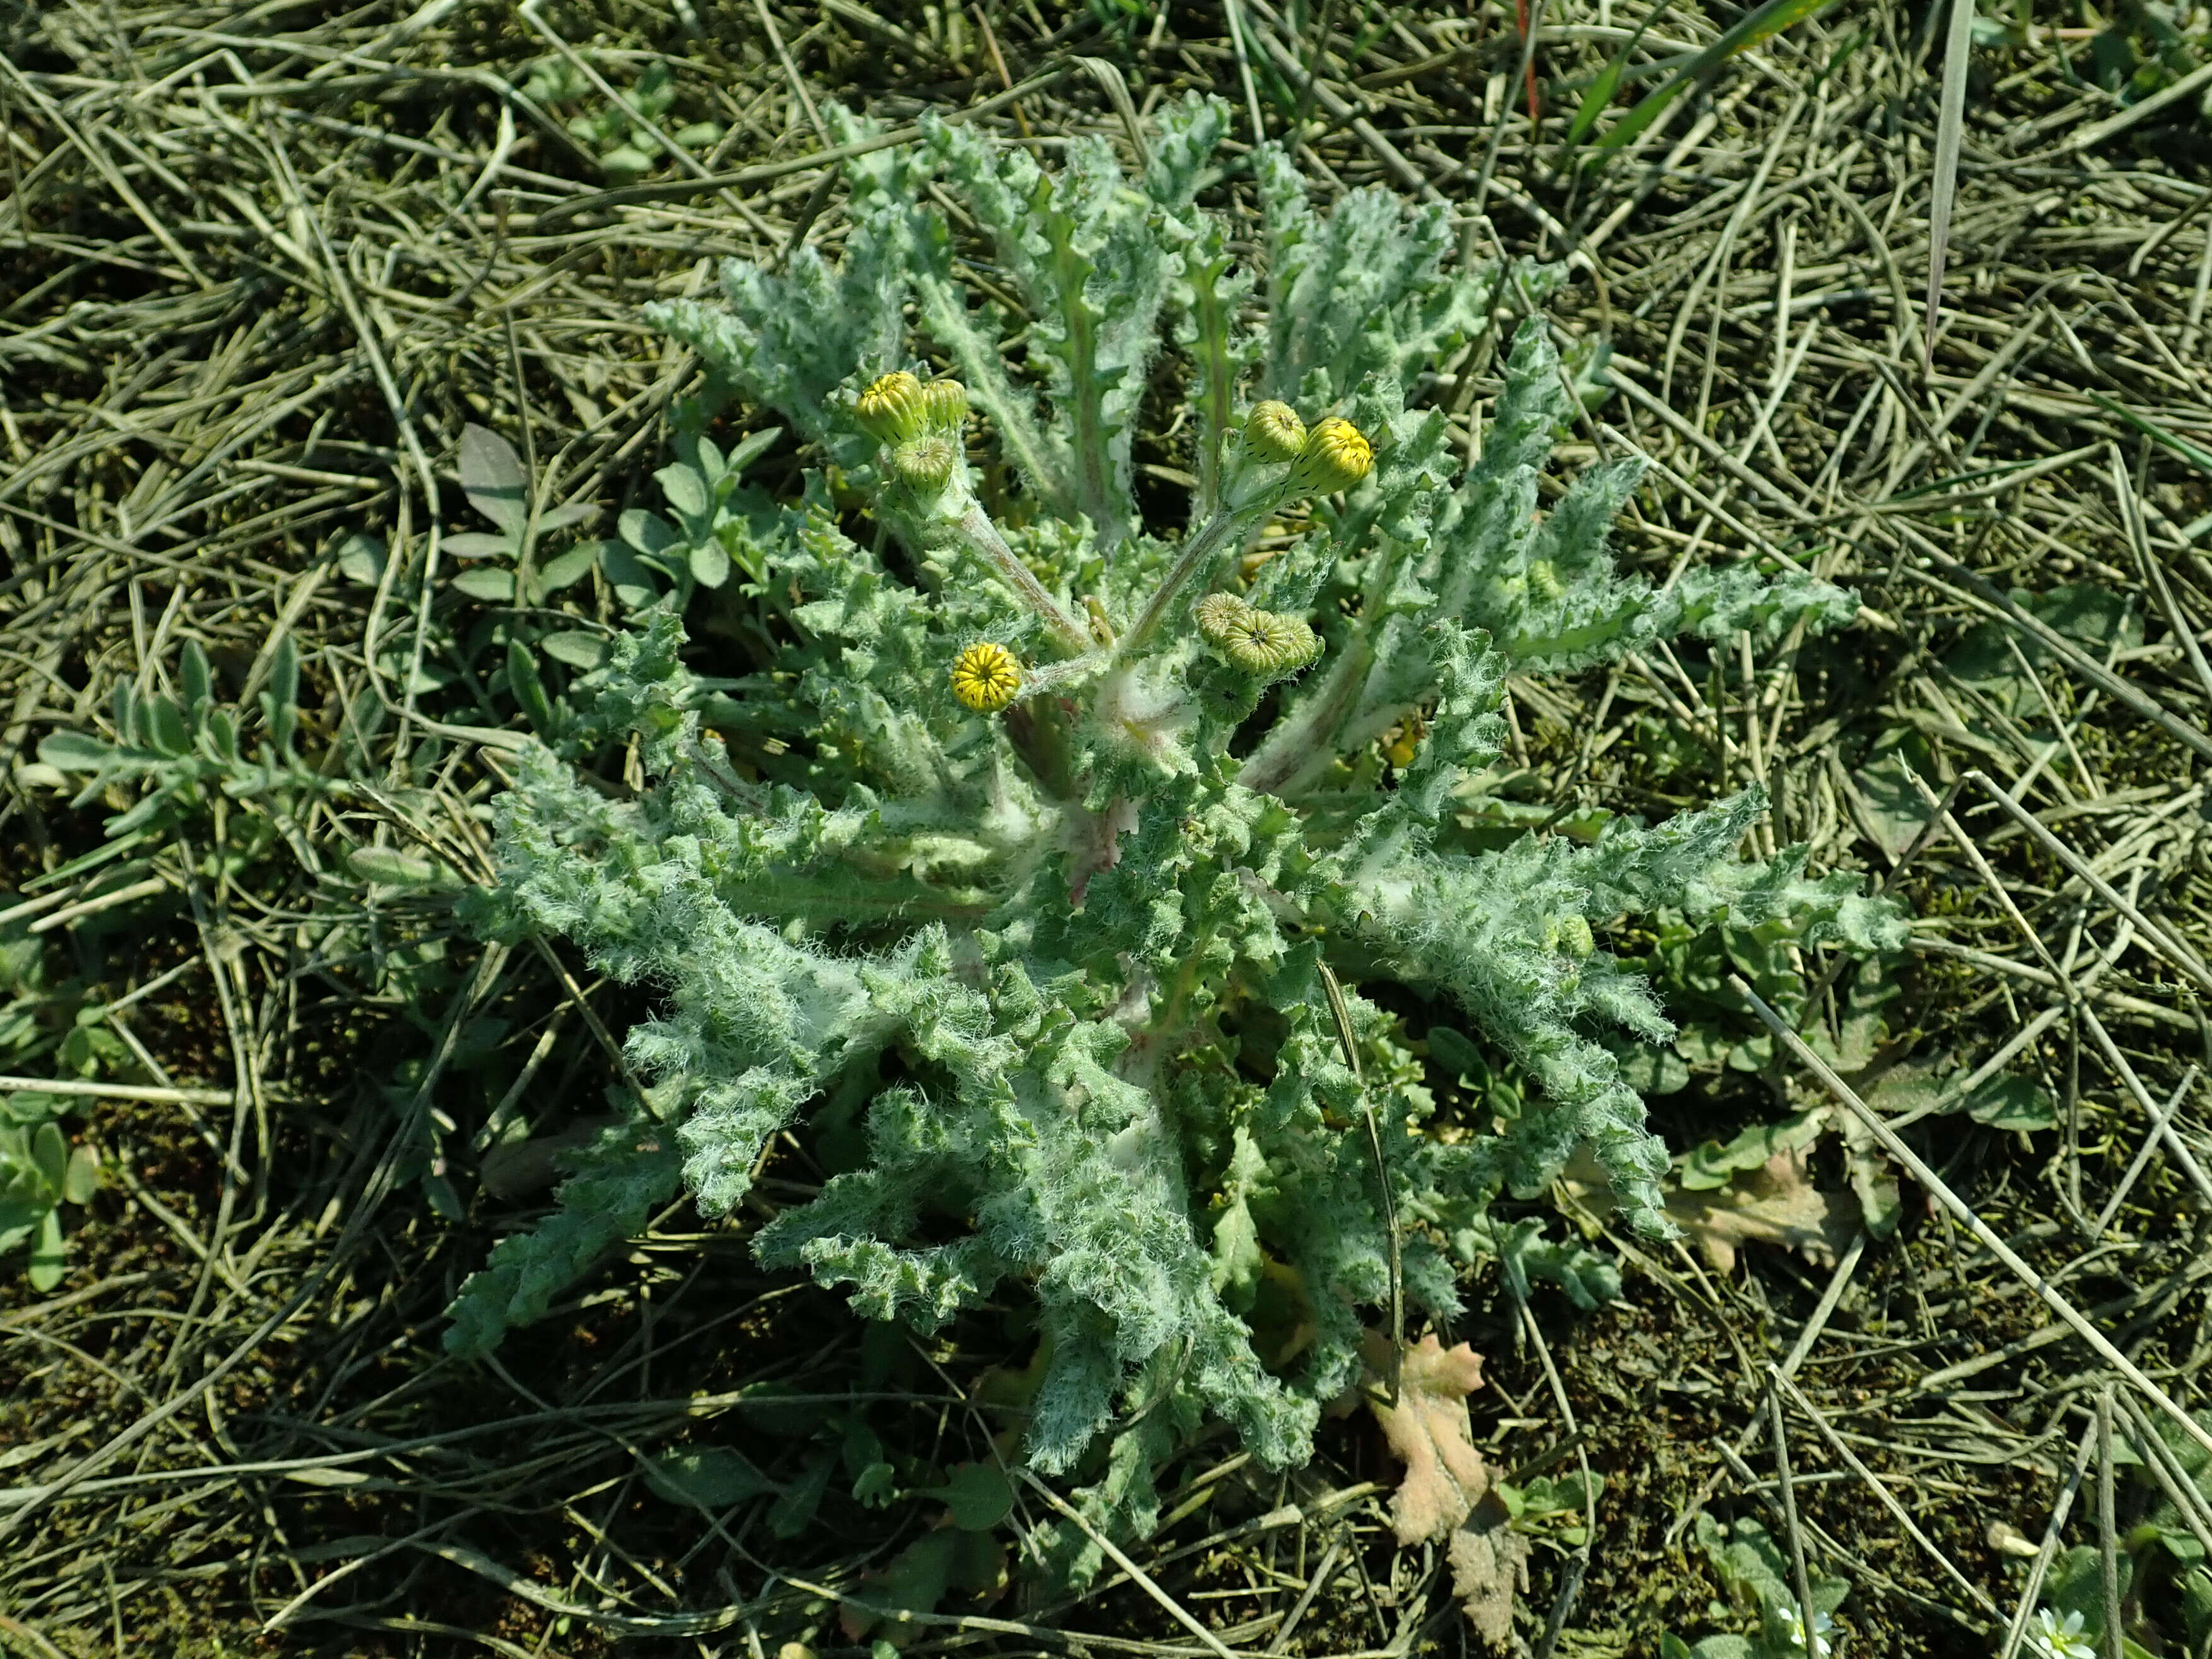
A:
1448 1499 1531 1649
1664 1139 1861 1272
1558 1138 1860 1273
1361 1330 1489 1545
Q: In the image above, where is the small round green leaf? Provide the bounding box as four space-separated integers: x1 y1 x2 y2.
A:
62 1143 98 1206
923 1462 1014 1532
689 538 730 589
655 463 711 521
27 1206 64 1292
333 530 387 585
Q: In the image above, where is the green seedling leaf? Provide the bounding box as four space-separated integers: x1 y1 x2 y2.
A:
1427 1024 1484 1081
633 62 675 120
179 640 211 711
656 463 711 520
266 634 300 753
537 499 597 532
2183 1567 2212 1648
841 1529 1005 1647
27 1206 64 1292
642 1446 775 1509
1678 1109 1824 1191
458 424 530 537
1964 1074 2057 1131
537 545 598 592
443 531 519 561
508 639 557 735
1923 0 1976 357
922 1463 1014 1531
1566 56 1627 145
689 539 730 589
543 630 610 670
31 1122 67 1192
768 1447 836 1540
62 1143 97 1206
599 540 660 609
38 732 114 773
619 508 681 560
453 568 516 603
853 1461 898 1507
334 530 387 585
724 425 783 474
270 633 299 717
348 847 454 889
1596 0 1834 153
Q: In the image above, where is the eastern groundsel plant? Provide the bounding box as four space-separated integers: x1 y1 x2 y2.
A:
450 95 1903 1571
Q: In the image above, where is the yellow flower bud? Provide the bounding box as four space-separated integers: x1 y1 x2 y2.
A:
922 378 968 433
1194 590 1252 645
1196 590 1319 675
1221 610 1319 674
949 641 1023 713
856 371 927 443
1287 417 1372 496
1241 400 1306 463
889 434 958 493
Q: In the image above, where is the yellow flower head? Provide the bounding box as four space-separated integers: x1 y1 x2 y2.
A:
1242 401 1307 464
856 371 927 443
1288 417 1372 497
949 641 1023 713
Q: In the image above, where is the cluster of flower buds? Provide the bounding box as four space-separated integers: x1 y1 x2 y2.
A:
1238 401 1374 499
857 371 970 496
1194 590 1323 676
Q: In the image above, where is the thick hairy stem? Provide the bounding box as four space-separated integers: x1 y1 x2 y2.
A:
1119 502 1266 658
1238 629 1376 797
949 502 1093 656
913 276 1078 521
1189 278 1234 519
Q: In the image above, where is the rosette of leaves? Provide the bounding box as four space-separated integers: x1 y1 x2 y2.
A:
455 96 1904 1578
449 422 779 677
520 56 722 183
597 426 782 623
446 424 598 614
0 1106 98 1291
33 634 335 852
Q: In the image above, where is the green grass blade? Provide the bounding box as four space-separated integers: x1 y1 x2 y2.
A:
1567 54 1628 145
1597 0 1836 152
1924 0 1978 364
